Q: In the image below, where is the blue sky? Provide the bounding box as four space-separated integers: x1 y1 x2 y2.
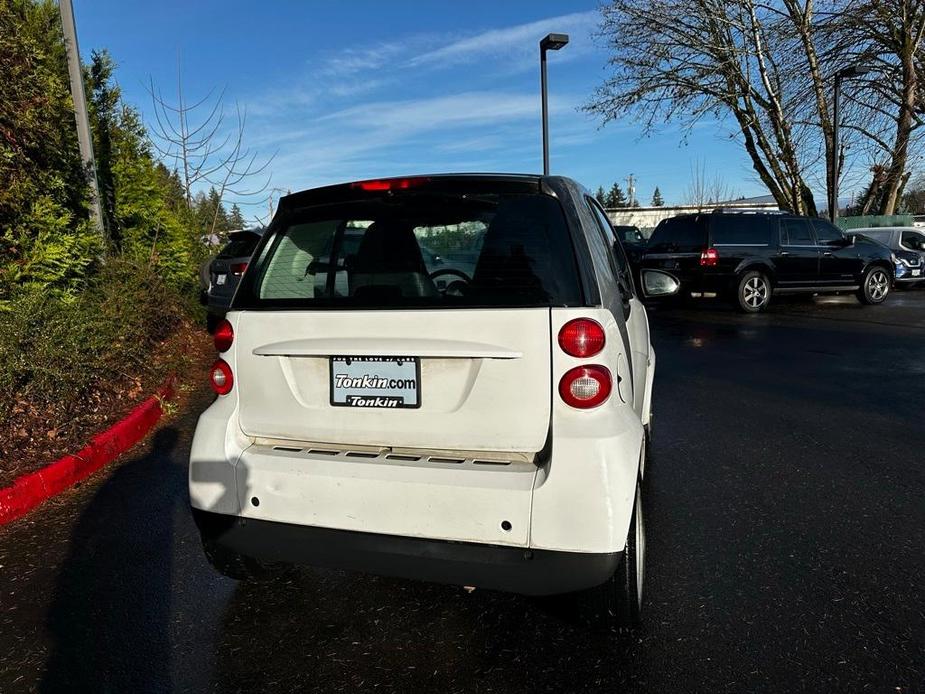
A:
73 0 765 223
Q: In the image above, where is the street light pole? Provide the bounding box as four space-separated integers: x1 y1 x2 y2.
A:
830 65 870 221
59 0 106 242
540 33 569 175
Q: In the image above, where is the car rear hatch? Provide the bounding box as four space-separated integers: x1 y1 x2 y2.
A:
231 175 583 455
210 230 262 303
642 214 709 281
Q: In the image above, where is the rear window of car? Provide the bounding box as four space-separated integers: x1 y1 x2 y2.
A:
710 215 770 245
236 190 582 309
901 231 925 250
613 226 644 244
218 234 261 259
647 216 706 253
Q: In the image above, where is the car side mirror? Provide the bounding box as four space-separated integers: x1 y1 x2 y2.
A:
641 269 680 298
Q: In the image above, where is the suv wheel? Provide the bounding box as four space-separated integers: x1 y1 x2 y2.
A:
587 481 645 631
857 266 891 305
736 270 771 313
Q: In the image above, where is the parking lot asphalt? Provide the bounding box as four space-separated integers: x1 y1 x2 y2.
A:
1 290 924 693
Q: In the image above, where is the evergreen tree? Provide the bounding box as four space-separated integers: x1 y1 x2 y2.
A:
605 183 627 208
228 204 246 229
651 187 665 207
595 186 607 205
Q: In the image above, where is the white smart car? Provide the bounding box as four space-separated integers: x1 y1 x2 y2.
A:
189 174 678 628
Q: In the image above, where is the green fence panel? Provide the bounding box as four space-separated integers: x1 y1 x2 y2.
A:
836 215 913 230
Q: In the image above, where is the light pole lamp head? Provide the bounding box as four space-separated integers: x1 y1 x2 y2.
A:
540 33 570 52
837 64 871 79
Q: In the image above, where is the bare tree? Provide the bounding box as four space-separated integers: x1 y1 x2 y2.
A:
684 161 738 209
146 64 273 231
829 0 925 214
587 0 828 214
588 0 925 217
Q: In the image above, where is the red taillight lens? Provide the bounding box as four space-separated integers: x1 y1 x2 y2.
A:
700 248 719 266
210 359 234 396
558 365 612 409
350 177 429 191
213 319 234 352
230 262 248 276
558 318 606 358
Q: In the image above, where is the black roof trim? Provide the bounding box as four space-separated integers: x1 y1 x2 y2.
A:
279 173 545 210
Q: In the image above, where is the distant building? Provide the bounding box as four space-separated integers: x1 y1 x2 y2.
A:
607 195 779 235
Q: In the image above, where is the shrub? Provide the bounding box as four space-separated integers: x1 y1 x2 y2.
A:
0 256 186 423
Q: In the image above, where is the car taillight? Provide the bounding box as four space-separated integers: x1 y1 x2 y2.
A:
230 262 248 275
558 365 612 409
213 319 234 352
210 359 234 396
558 318 605 358
350 177 429 191
700 248 719 266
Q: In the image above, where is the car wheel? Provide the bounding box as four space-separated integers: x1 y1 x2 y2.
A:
735 270 771 313
587 480 645 631
202 537 270 581
857 266 891 305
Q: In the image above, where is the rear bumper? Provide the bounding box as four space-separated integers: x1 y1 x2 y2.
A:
192 509 621 596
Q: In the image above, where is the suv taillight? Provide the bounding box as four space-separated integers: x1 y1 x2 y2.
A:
213 319 234 352
210 359 234 396
230 262 248 276
559 365 612 409
700 248 719 266
558 318 605 358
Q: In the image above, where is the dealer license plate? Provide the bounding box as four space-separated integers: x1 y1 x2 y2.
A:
330 356 420 408
215 274 227 285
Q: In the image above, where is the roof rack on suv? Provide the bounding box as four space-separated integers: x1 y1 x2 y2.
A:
711 207 789 215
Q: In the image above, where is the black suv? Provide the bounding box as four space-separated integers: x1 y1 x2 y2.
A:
640 210 895 312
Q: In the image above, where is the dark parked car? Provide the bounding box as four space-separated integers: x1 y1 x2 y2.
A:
640 210 895 312
201 228 264 326
612 224 647 267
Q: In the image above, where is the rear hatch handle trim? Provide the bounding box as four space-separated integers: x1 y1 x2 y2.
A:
252 338 523 360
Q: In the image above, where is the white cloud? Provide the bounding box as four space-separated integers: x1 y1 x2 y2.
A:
407 10 599 70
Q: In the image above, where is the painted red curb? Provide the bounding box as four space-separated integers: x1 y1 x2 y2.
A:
0 375 177 526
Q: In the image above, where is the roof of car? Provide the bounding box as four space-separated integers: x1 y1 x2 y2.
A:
279 174 552 210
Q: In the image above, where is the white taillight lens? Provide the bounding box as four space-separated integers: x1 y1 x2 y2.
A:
210 359 233 395
558 365 612 409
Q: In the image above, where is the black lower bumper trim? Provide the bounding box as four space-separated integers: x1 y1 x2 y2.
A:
192 509 620 596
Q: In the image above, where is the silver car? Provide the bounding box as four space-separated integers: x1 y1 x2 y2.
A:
853 227 925 286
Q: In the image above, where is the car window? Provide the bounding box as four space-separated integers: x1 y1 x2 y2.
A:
901 231 925 251
241 192 582 309
780 218 815 245
587 197 635 301
812 220 844 244
710 215 769 245
647 216 706 253
613 225 644 244
217 234 260 259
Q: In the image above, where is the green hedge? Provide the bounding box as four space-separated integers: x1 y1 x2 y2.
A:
0 257 189 423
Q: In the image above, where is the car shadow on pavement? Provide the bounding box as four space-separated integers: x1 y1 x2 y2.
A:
208 568 641 693
40 427 183 694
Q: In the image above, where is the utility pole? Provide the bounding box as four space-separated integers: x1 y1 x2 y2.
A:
59 0 106 243
626 174 636 207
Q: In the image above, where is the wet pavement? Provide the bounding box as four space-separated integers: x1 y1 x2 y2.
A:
1 290 924 693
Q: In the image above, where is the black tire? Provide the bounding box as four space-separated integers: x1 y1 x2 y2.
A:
857 265 891 305
735 270 771 313
587 481 645 631
202 537 269 581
